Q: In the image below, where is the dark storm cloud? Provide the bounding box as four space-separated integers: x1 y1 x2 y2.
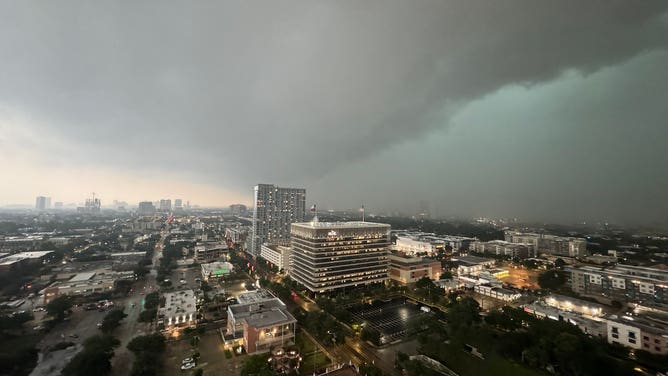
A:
1 1 667 222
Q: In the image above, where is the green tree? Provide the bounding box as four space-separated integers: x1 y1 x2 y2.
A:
61 335 120 376
144 292 160 309
99 309 127 334
127 333 166 376
46 295 73 321
240 354 272 376
537 270 566 290
359 363 384 376
138 308 157 323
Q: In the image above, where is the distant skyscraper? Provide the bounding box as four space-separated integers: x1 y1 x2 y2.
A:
35 196 50 210
137 201 156 216
159 199 172 212
174 199 183 209
250 184 306 257
78 194 101 214
290 221 390 293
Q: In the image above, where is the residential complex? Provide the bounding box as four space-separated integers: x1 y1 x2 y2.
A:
137 201 156 216
567 264 668 305
469 240 532 259
290 221 390 293
260 243 292 273
505 231 587 257
250 184 306 257
35 196 51 210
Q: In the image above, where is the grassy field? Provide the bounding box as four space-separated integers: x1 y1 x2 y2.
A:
420 328 544 376
295 332 330 376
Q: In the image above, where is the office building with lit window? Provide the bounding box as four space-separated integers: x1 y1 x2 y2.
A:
250 184 306 257
290 221 390 293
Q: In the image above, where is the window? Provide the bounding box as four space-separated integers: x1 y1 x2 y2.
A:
629 339 636 344
643 336 649 341
612 334 619 339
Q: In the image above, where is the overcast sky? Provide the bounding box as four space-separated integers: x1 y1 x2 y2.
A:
1 1 667 225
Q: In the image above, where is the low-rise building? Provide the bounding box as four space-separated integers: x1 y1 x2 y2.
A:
388 251 441 284
194 242 228 262
567 264 668 305
260 244 292 273
226 290 297 354
470 240 532 259
201 261 234 282
474 285 521 301
158 290 197 329
41 268 134 303
454 255 496 276
0 251 54 271
523 302 608 338
606 313 668 354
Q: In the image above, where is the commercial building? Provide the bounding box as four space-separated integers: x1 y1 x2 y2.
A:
226 290 297 354
137 201 156 216
523 302 608 338
201 261 234 282
474 285 522 302
290 221 390 293
392 231 475 254
567 264 668 305
0 251 54 271
42 269 134 303
388 251 441 284
260 244 292 273
454 255 496 276
250 184 306 257
158 290 197 329
174 199 183 210
470 240 532 259
505 231 587 257
0 236 44 252
194 242 228 262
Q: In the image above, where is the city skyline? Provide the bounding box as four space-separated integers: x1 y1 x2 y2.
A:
1 2 667 225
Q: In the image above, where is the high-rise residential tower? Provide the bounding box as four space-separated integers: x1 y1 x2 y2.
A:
35 196 50 210
290 221 390 293
159 199 172 212
250 184 306 257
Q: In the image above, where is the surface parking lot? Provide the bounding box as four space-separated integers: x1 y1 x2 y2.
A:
346 298 423 344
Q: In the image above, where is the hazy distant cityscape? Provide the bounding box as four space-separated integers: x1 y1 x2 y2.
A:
2 2 668 376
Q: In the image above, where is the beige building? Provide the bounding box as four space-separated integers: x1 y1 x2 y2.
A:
388 251 441 284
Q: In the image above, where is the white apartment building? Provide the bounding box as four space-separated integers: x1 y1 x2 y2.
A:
260 244 292 273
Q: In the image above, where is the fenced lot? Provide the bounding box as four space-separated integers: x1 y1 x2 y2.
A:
346 297 423 344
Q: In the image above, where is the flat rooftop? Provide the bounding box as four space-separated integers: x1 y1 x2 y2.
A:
455 255 495 265
69 272 97 282
292 221 390 229
236 289 276 305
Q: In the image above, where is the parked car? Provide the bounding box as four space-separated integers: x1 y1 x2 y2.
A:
181 357 194 365
180 363 196 371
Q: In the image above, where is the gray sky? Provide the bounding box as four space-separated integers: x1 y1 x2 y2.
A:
1 1 667 225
